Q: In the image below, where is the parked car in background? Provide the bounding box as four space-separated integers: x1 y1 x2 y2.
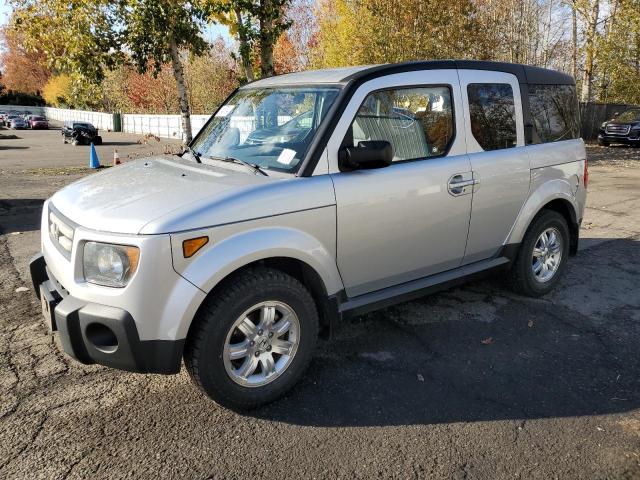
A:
21 110 33 120
0 111 7 126
31 60 587 410
10 116 28 129
61 121 102 145
29 116 49 130
598 108 640 146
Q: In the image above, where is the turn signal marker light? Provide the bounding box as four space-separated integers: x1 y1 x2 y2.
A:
182 236 209 258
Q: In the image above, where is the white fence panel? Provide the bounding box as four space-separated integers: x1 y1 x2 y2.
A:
122 113 211 140
3 104 213 140
43 108 114 131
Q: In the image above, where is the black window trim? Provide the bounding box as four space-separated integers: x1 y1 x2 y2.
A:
466 82 518 152
340 83 457 167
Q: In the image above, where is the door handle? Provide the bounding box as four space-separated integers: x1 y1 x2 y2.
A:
448 174 477 196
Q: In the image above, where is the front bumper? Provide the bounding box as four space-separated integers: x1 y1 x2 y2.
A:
30 253 184 374
598 133 640 144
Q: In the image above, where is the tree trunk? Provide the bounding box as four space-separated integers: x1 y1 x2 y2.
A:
169 36 193 143
571 1 578 81
259 0 276 78
581 0 600 102
235 8 255 83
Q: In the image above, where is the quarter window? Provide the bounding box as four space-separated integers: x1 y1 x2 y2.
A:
346 86 455 161
467 83 517 151
528 84 580 143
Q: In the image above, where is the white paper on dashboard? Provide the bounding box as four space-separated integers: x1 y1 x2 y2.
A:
277 148 297 165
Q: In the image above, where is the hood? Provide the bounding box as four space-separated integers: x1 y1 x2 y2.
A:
49 156 277 234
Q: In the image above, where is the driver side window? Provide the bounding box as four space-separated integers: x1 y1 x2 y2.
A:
344 86 455 162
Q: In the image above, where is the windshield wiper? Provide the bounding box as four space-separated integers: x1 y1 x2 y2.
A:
215 156 268 176
182 146 201 163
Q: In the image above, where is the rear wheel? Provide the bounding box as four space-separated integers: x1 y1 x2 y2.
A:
508 210 570 297
184 267 319 410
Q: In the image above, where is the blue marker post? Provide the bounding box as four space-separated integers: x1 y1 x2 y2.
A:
89 143 100 169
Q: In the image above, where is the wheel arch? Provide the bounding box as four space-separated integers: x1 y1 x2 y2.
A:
187 257 339 344
173 226 344 342
508 191 580 256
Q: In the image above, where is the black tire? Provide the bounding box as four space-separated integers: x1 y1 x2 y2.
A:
93 136 103 145
184 267 319 410
508 210 570 297
597 138 610 147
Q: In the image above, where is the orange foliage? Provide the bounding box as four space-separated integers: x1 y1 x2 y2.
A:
0 27 50 94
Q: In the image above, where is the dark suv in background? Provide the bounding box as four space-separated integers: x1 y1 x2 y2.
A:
62 121 102 145
598 108 640 146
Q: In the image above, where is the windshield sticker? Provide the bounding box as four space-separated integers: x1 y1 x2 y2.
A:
277 148 297 165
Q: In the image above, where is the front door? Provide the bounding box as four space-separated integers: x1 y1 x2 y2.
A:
328 70 473 297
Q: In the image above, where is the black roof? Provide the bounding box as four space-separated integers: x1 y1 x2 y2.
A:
342 60 575 86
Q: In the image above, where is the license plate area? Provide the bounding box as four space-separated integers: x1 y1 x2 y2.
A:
40 282 60 332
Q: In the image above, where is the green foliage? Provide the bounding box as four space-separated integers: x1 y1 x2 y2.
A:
208 0 292 78
121 0 211 76
10 0 123 82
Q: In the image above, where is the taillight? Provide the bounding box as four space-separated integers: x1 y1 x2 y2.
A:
583 159 589 188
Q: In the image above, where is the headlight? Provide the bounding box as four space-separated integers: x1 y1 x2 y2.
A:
601 122 607 128
83 242 139 287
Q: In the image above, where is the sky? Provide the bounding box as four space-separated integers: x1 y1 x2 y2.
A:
1 1 10 26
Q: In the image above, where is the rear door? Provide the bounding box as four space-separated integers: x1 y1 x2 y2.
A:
458 70 530 264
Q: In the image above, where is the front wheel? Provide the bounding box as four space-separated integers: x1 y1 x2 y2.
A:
184 267 319 410
598 138 610 147
508 210 570 297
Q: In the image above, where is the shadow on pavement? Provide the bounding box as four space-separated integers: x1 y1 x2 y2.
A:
0 145 29 150
244 238 640 427
0 199 44 234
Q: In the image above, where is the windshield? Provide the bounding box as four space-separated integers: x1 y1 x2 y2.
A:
616 109 640 122
191 86 340 173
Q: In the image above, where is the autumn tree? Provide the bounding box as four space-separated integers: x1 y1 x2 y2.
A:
184 39 239 113
274 0 317 73
210 0 292 80
120 0 213 142
595 0 640 103
41 74 72 107
0 27 50 94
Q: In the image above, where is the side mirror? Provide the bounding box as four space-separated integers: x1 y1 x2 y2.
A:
339 141 393 171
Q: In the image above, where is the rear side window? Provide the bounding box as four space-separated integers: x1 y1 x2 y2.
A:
528 84 580 143
346 86 455 161
467 83 517 151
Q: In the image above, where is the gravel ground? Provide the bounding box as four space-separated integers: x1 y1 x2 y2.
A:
1 129 639 479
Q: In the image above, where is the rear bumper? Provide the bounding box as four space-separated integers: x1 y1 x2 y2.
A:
30 252 184 374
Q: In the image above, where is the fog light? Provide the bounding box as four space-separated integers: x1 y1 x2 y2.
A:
85 323 118 353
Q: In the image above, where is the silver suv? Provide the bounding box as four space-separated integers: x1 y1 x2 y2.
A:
30 61 587 410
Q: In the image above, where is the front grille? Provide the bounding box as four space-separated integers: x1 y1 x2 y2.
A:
46 266 69 298
49 208 75 260
605 124 631 135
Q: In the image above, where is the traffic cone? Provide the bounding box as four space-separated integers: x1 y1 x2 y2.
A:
89 143 100 169
113 149 121 166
